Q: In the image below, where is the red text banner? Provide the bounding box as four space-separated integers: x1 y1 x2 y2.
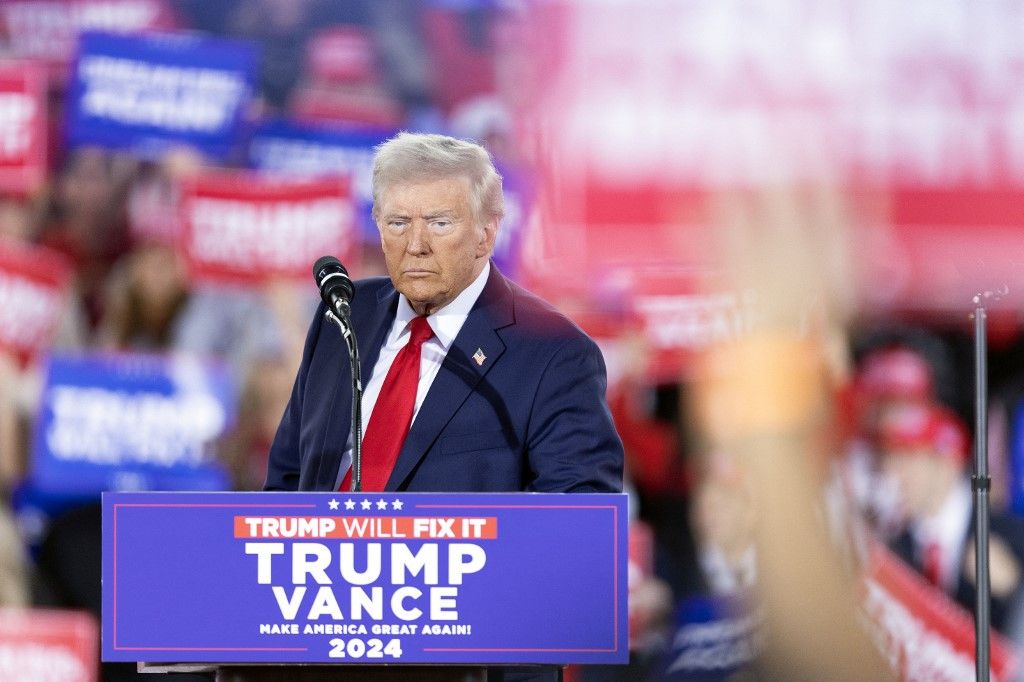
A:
0 240 72 365
179 172 355 284
0 62 47 195
862 543 1018 682
234 516 499 541
0 608 98 682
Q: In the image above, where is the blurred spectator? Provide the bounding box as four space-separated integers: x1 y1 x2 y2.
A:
223 356 295 491
39 149 133 330
878 401 1024 634
96 244 190 352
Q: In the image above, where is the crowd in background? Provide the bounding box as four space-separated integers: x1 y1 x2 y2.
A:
0 1 1022 680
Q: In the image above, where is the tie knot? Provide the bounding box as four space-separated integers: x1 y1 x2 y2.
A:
408 316 433 346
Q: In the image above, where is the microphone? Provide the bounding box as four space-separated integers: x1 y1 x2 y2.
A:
313 256 355 319
313 255 364 491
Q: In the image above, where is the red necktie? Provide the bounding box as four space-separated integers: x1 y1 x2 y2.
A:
923 541 942 588
340 316 433 492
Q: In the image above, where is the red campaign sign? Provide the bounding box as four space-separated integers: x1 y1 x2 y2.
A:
553 267 749 384
179 172 356 284
0 62 47 195
0 0 178 76
0 608 98 682
0 239 72 365
862 542 1018 682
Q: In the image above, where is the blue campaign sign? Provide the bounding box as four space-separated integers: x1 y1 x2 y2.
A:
660 595 763 680
102 491 628 665
65 31 258 161
30 353 234 495
248 118 397 241
1012 400 1024 516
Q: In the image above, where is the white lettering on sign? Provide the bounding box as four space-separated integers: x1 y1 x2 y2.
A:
251 138 376 200
548 0 1024 186
0 93 35 158
188 196 350 269
44 385 226 467
2 1 163 61
0 273 61 349
78 55 246 132
634 292 755 349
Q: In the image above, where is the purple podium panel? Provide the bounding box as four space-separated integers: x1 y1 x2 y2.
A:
102 491 628 665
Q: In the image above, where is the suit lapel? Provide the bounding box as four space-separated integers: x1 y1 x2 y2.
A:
317 284 397 489
385 267 514 490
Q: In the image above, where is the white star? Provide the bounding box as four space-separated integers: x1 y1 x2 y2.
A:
360 499 372 510
392 499 404 510
327 499 340 510
376 499 388 510
344 499 356 510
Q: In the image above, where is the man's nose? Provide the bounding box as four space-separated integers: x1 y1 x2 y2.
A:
406 222 431 255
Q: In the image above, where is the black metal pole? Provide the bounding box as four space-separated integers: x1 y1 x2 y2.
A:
326 310 363 492
973 296 991 682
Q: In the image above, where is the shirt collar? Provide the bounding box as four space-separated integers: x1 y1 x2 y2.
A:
394 260 491 350
913 478 972 548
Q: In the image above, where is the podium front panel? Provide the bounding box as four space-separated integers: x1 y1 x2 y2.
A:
102 492 628 665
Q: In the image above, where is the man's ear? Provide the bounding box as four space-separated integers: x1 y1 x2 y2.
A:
477 218 498 257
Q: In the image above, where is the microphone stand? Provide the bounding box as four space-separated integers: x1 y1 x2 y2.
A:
971 287 1006 682
326 309 362 492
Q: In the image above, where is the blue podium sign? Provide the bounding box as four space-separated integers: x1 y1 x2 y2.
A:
102 492 628 665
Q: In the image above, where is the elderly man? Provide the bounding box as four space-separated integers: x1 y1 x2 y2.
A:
265 132 623 494
879 401 1024 633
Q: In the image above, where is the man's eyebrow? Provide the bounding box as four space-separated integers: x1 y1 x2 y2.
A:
423 210 457 220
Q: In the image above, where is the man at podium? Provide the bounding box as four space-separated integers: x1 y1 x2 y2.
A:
265 132 623 496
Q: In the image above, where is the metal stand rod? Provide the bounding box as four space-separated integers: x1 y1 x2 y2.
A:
973 298 991 682
326 310 362 492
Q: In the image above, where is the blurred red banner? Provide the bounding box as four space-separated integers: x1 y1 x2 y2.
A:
0 62 47 195
179 172 356 285
0 239 72 366
0 608 98 682
862 543 1018 682
0 0 178 79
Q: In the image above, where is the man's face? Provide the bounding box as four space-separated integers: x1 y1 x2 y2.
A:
881 449 957 520
377 175 496 316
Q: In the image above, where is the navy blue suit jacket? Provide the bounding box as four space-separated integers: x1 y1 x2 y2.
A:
264 265 624 493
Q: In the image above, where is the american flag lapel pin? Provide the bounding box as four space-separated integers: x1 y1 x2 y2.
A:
473 348 487 366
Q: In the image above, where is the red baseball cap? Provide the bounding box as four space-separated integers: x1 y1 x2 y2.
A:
856 347 933 401
876 402 969 464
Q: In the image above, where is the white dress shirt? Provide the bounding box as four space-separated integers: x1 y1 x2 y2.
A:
334 261 491 488
911 480 973 592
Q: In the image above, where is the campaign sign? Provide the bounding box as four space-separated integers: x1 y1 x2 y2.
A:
861 542 1018 681
65 31 257 161
660 595 763 680
30 353 233 495
0 608 99 682
0 1 178 71
1011 399 1024 516
103 491 628 665
0 62 47 195
248 118 396 240
179 171 355 284
0 240 72 366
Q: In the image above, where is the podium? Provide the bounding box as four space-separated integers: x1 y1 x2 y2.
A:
102 492 627 677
